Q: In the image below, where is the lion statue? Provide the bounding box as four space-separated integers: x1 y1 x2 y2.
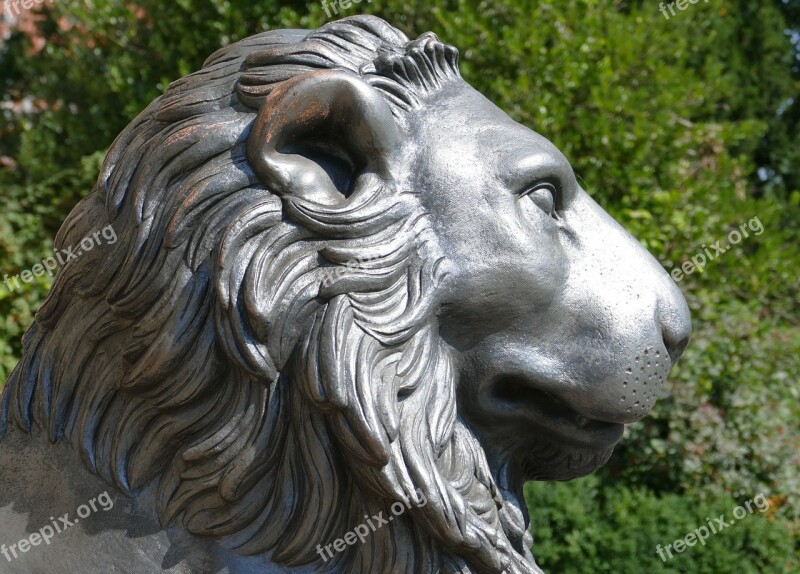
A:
0 15 690 574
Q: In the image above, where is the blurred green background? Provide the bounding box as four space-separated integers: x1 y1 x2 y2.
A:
1 0 797 571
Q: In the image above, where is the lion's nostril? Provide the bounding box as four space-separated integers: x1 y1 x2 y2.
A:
657 277 692 365
664 334 690 364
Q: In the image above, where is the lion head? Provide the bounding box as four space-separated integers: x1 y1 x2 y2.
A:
0 15 690 574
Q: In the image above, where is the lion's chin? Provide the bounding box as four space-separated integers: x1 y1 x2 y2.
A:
517 439 617 481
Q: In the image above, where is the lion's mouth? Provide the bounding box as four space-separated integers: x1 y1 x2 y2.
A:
487 375 624 449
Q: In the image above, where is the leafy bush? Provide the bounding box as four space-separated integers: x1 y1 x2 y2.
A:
526 476 799 573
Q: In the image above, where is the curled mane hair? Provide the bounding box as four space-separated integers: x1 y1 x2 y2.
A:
1 16 536 574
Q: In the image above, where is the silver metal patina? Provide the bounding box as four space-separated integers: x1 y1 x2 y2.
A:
0 15 690 574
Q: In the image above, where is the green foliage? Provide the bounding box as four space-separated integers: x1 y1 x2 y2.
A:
525 475 799 573
0 0 798 570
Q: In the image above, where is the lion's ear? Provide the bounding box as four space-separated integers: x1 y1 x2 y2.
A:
247 70 402 205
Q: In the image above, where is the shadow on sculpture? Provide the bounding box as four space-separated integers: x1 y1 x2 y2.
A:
0 15 690 574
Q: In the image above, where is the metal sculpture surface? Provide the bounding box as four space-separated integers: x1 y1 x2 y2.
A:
0 15 691 574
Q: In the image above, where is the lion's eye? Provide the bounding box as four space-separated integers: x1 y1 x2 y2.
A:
522 182 558 218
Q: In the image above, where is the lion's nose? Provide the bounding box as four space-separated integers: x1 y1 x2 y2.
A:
657 278 692 365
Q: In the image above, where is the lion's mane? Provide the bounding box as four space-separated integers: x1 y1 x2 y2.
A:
1 16 535 574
